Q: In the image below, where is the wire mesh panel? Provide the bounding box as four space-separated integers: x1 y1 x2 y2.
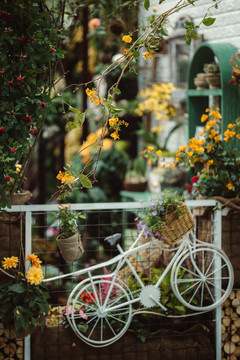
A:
0 200 226 359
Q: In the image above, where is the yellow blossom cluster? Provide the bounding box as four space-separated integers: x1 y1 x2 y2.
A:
85 88 105 106
2 254 44 286
79 127 113 164
142 146 164 165
135 82 176 122
108 117 129 141
56 171 75 184
143 50 155 60
174 106 240 196
122 35 132 43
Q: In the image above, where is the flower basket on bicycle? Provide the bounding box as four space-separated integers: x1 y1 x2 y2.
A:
156 203 194 245
137 192 194 246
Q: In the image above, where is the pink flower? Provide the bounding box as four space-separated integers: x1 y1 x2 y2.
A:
191 176 199 183
72 343 76 347
23 115 31 124
40 102 45 108
89 18 101 30
59 204 70 210
79 309 88 320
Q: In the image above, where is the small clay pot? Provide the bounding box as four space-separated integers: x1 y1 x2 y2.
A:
194 73 208 89
205 73 221 89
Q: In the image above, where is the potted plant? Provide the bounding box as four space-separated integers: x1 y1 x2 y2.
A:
56 204 85 263
203 62 221 88
136 190 194 245
0 253 50 337
123 158 148 192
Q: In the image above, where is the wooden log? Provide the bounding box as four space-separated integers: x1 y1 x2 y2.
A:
3 342 17 356
0 337 7 349
223 316 231 327
232 299 240 307
4 328 16 339
224 341 236 354
234 346 240 355
229 291 236 300
222 332 229 342
224 299 231 307
236 306 240 315
0 352 4 360
16 346 24 359
234 318 240 327
0 324 3 337
222 324 226 333
231 312 238 321
236 290 240 300
227 355 237 360
225 307 234 316
231 334 240 343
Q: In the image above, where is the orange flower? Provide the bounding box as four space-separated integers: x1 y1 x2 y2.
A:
201 114 208 122
26 254 42 268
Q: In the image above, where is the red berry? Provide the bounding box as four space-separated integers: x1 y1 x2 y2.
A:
8 81 13 86
3 106 7 110
11 148 16 153
17 76 23 82
40 102 45 108
10 111 14 116
20 36 28 43
30 130 34 135
30 36 34 41
57 29 61 34
19 54 24 59
5 176 11 182
50 47 55 52
0 127 4 134
0 71 3 76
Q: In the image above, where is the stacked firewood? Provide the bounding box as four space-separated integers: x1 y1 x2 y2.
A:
222 290 240 359
0 323 24 359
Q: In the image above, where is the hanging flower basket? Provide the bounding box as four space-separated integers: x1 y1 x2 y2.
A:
9 190 32 205
155 204 194 245
57 232 84 263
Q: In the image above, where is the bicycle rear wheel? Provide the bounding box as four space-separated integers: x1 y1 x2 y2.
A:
67 279 132 347
171 246 233 311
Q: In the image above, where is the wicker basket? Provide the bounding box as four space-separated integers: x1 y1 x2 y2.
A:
155 204 194 245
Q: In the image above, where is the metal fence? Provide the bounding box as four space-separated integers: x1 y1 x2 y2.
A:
1 199 223 360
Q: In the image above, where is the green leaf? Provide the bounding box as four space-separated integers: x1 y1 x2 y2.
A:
78 174 92 188
9 284 25 293
144 0 150 10
75 112 85 126
203 17 216 26
68 105 80 115
113 87 121 95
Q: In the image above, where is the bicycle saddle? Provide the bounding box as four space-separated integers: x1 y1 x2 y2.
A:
104 233 122 247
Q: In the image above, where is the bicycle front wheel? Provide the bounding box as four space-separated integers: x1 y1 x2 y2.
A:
67 279 132 347
171 247 234 311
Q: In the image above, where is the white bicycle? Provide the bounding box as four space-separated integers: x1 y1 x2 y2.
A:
44 227 234 347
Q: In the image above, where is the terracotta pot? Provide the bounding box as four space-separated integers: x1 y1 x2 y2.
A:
123 181 148 192
57 232 84 263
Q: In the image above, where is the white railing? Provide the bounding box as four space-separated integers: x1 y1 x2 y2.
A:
2 199 222 359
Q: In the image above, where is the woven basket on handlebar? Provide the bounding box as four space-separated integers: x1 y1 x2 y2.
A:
155 204 194 246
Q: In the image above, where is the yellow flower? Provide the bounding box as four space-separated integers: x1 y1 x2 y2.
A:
224 129 236 142
122 35 132 43
15 164 22 173
85 88 92 96
201 114 208 123
102 138 113 151
56 171 64 180
228 123 236 129
110 130 120 140
26 266 44 285
26 254 42 268
16 309 20 315
93 97 100 106
152 7 157 11
147 146 154 152
109 117 119 127
156 149 162 156
207 159 214 166
2 256 19 269
148 158 152 164
143 51 154 60
237 134 240 139
214 135 220 143
175 156 181 162
170 162 176 169
226 182 233 190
